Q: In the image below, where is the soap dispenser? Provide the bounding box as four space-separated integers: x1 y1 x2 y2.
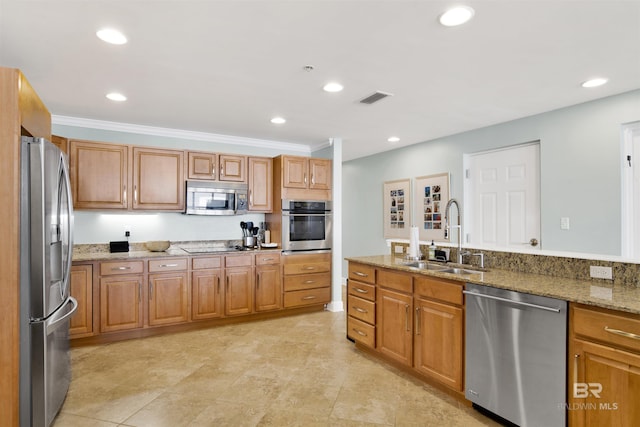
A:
429 240 436 260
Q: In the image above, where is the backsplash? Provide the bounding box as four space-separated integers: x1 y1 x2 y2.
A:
391 242 640 287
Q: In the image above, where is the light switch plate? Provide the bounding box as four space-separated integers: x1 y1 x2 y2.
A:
560 217 570 230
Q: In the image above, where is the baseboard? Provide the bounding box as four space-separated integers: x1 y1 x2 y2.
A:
326 300 344 312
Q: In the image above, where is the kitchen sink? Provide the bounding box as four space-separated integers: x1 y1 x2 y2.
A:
404 261 483 275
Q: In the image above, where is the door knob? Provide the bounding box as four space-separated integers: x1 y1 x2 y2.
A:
530 238 539 247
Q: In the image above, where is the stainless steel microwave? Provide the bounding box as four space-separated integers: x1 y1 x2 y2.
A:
185 181 248 215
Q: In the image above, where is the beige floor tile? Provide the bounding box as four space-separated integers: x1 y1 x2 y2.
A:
58 310 496 427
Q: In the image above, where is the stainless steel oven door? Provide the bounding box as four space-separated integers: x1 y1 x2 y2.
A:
282 211 332 251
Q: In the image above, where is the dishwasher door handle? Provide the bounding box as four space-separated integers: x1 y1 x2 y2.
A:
463 290 561 313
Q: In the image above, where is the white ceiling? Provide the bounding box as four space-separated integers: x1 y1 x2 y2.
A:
1 1 639 161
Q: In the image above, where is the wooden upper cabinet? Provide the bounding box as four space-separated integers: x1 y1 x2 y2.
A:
309 158 331 190
219 154 247 182
133 147 185 211
69 140 129 209
187 151 217 180
248 157 273 212
51 134 68 154
282 155 308 188
281 155 331 190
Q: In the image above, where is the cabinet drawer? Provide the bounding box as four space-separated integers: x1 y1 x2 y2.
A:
255 253 281 266
284 272 331 291
415 276 463 305
347 316 375 348
225 254 253 268
348 280 375 302
348 263 376 284
377 268 413 293
348 295 375 324
149 258 188 272
192 256 222 270
100 260 144 276
283 287 331 308
573 305 640 353
283 261 330 276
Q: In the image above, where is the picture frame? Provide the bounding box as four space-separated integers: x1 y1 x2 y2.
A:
414 172 450 242
383 178 411 238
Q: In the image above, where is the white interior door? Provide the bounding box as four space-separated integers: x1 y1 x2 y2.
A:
464 143 540 250
621 121 640 258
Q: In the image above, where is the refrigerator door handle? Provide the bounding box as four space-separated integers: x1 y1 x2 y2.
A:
44 297 78 334
59 152 74 298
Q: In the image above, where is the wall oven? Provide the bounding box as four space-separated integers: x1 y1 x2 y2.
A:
282 199 332 252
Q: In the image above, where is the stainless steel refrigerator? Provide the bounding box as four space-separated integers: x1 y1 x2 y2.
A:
19 136 76 427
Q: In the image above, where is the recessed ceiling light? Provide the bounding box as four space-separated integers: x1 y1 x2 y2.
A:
96 28 127 45
270 117 286 124
388 136 400 143
323 82 344 93
581 77 609 88
106 92 127 102
439 6 475 27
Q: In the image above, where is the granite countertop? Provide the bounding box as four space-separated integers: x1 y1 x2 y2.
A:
72 242 282 262
346 255 640 315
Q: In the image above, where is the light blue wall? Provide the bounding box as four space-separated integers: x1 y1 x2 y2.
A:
342 90 640 267
54 124 305 244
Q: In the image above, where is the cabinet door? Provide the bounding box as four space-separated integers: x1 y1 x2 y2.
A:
100 275 143 333
248 157 273 212
192 270 223 320
282 155 308 188
69 140 128 209
70 264 93 337
225 267 253 316
414 297 463 391
309 158 331 190
133 147 185 210
219 154 247 182
570 339 640 426
148 272 189 326
376 287 413 366
187 151 217 180
255 265 281 312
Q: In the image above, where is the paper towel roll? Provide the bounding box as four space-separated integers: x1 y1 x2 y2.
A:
408 226 419 258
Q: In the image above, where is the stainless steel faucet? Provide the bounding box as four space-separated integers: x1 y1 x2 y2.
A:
444 198 468 264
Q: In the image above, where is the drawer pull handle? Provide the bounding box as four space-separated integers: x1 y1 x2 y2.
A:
262 258 275 262
113 266 132 271
302 295 317 300
304 280 315 284
354 307 367 313
303 266 316 271
604 326 640 341
352 328 367 337
354 288 368 294
353 271 368 277
159 263 178 268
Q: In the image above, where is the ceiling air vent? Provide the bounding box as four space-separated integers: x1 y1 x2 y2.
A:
359 91 393 105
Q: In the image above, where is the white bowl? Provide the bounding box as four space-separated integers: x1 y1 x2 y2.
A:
145 241 170 252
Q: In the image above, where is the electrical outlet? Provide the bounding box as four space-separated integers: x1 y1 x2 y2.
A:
560 217 570 230
590 266 613 280
124 225 131 237
394 245 405 254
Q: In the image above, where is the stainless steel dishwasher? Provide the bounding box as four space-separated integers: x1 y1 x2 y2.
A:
464 283 567 427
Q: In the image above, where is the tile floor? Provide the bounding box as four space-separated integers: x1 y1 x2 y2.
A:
54 309 500 426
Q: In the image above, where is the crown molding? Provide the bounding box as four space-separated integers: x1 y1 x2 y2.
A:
51 115 312 154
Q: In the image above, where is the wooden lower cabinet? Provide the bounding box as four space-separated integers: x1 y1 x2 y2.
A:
376 287 413 366
282 252 331 308
414 297 463 391
255 264 281 312
100 275 143 333
70 264 93 337
225 266 254 316
569 304 640 426
148 272 189 326
191 269 223 320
